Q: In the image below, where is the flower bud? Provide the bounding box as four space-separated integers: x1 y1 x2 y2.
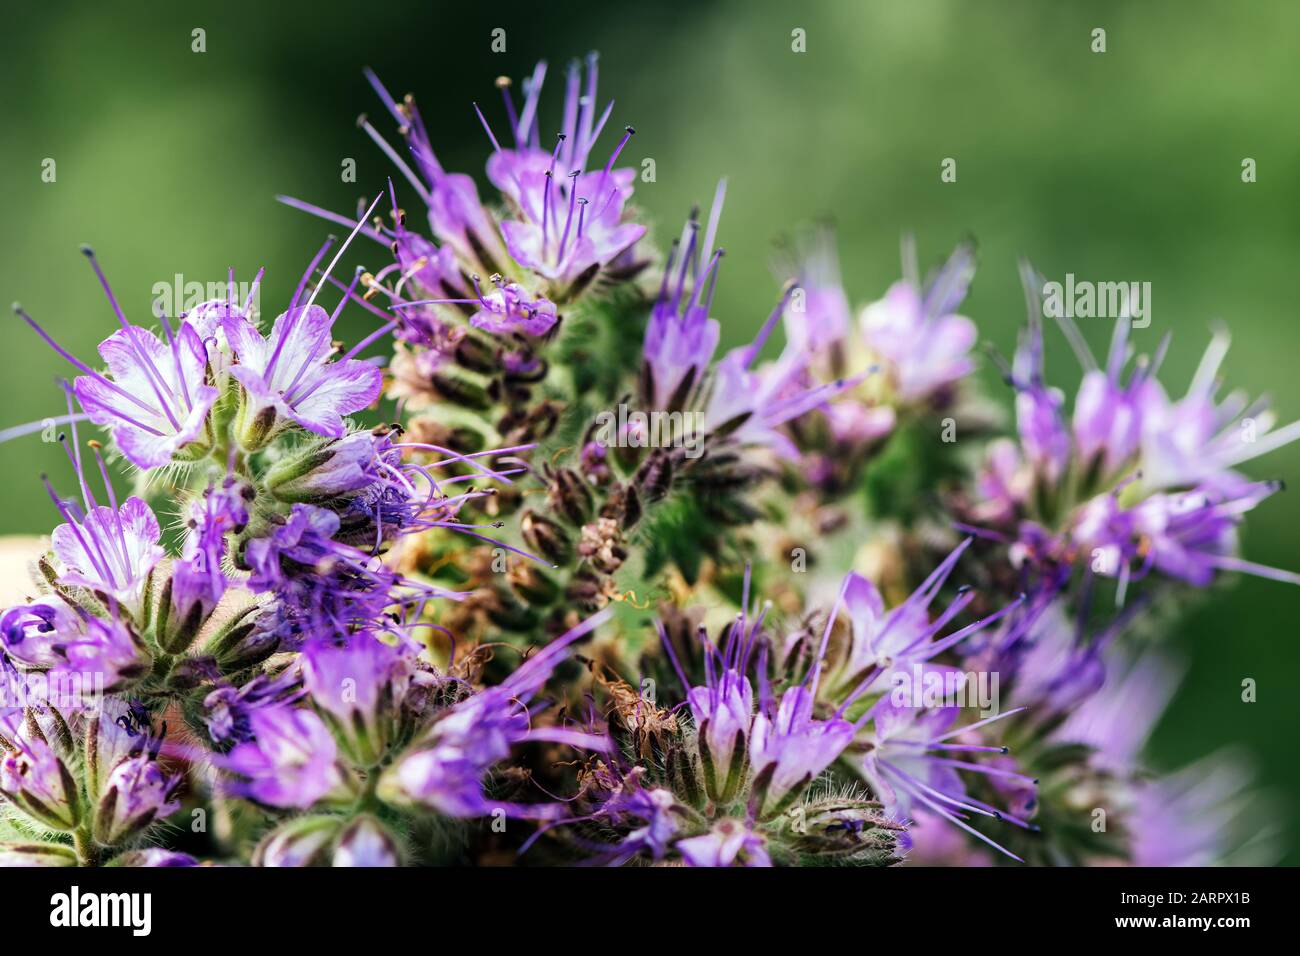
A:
0 842 79 867
520 510 572 565
430 368 492 411
333 814 402 867
0 714 82 832
265 430 388 504
254 815 343 867
92 753 182 846
235 399 279 452
204 606 281 672
547 467 594 525
507 563 560 606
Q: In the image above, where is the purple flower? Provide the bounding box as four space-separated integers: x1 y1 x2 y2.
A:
1 600 148 694
255 815 343 867
42 437 165 617
1130 754 1272 866
779 225 853 369
0 712 81 831
333 814 402 867
17 248 218 469
748 683 855 818
380 610 611 818
859 698 1031 861
791 542 1022 713
1138 327 1300 492
83 701 184 846
1009 310 1071 482
659 605 758 803
161 480 246 652
112 849 199 867
225 303 382 444
860 241 977 401
1052 650 1180 770
641 190 725 410
51 494 162 613
677 819 772 868
243 503 394 628
482 56 645 291
201 669 304 748
399 276 559 338
302 633 415 765
95 753 183 845
223 705 347 809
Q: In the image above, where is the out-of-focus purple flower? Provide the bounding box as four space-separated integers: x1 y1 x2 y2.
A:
1053 650 1180 771
223 705 348 809
380 609 611 818
112 849 200 867
677 819 772 867
254 815 343 867
1138 327 1300 493
859 697 1031 861
1009 307 1071 482
860 240 977 401
0 843 79 867
779 226 853 372
1130 753 1274 866
333 814 402 867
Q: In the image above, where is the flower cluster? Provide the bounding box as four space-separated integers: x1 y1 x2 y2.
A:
1 52 1291 868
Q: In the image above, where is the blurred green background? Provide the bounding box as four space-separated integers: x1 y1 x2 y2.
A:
2 0 1297 860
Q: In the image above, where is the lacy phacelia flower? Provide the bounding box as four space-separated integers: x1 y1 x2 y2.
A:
860 240 977 402
226 301 383 448
44 439 165 618
482 56 645 293
84 701 183 848
640 185 863 457
17 248 219 469
859 698 1032 862
302 633 414 766
677 818 772 868
0 595 148 693
223 705 348 809
159 479 247 653
0 711 82 831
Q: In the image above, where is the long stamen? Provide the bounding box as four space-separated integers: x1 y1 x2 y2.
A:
81 247 183 430
263 236 336 381
557 170 581 264
14 305 163 424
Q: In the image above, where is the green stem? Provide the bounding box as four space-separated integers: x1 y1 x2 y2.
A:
73 827 100 867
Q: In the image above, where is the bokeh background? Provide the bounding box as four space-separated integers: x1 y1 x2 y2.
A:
2 0 1297 860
